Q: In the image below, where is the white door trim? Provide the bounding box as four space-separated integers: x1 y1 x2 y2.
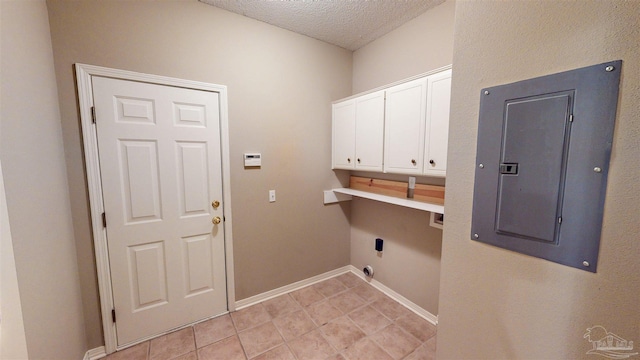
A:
75 64 236 354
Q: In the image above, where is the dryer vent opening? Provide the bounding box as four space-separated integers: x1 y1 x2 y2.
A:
363 265 374 277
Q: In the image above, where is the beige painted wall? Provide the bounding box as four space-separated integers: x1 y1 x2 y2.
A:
352 0 455 93
0 156 29 359
437 1 640 358
0 1 86 358
0 3 29 358
348 0 455 316
350 198 443 315
46 0 352 348
0 161 28 360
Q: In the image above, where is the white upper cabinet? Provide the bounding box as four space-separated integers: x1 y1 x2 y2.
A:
423 69 452 177
354 91 385 171
332 91 385 171
383 78 428 174
332 67 452 177
332 99 356 169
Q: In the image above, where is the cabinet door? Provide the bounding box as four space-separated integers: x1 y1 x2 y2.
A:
423 69 452 177
384 78 428 174
354 91 385 171
332 99 356 169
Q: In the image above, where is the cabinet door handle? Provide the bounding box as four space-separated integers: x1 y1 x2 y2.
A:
347 158 351 163
411 159 417 165
357 158 361 163
429 159 435 165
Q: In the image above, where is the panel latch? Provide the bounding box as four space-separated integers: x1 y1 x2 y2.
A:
499 163 519 175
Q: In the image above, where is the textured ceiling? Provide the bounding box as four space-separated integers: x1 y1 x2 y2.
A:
199 0 446 51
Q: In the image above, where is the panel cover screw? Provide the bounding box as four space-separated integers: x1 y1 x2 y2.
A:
594 167 602 173
583 261 590 267
473 233 479 239
484 90 490 95
479 163 484 169
605 65 615 72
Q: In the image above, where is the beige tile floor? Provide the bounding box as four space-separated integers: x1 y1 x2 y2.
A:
103 272 436 360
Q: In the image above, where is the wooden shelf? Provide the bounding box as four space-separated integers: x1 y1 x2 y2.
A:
324 188 444 214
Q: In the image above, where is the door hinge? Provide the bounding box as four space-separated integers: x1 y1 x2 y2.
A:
91 106 96 124
102 212 107 228
112 309 116 323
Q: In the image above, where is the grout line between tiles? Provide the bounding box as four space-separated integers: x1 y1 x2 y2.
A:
228 313 249 360
106 274 435 360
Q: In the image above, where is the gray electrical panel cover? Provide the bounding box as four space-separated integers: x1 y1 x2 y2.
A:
471 60 621 272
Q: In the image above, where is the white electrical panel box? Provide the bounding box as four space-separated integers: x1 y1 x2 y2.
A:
244 153 261 167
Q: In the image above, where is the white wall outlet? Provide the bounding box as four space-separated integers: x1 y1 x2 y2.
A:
269 190 276 203
407 176 416 199
408 176 416 189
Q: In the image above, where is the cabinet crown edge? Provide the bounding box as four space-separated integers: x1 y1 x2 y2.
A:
332 64 452 104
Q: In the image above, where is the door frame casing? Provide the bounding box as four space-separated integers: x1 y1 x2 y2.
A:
75 64 236 353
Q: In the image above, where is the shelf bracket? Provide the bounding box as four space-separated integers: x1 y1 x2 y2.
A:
323 190 353 204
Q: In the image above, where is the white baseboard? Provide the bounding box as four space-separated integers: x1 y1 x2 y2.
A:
85 268 352 359
234 265 438 326
83 346 106 360
88 265 436 359
235 266 352 309
347 265 438 325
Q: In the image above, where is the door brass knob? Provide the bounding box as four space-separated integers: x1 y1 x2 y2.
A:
212 216 221 225
211 200 220 209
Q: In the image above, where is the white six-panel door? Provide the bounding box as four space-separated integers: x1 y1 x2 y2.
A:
92 76 227 346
